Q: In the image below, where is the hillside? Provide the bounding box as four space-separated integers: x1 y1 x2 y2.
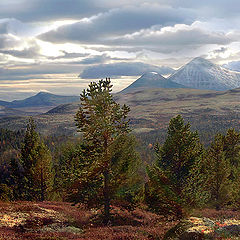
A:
0 92 79 109
169 57 240 91
1 87 240 138
0 106 27 117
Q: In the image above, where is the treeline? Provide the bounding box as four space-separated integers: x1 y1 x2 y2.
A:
0 79 240 223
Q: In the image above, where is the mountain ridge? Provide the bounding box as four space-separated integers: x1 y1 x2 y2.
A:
0 92 79 109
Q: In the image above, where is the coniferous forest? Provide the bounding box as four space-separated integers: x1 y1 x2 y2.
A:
0 79 240 239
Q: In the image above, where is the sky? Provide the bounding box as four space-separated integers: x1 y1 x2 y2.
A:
1 0 240 100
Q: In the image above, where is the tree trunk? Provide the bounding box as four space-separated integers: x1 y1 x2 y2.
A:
103 169 110 224
40 168 44 201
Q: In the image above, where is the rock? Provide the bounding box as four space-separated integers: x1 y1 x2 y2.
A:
163 216 240 239
163 219 205 240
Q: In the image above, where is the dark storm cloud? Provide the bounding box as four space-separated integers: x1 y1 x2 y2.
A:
80 62 175 79
39 5 194 44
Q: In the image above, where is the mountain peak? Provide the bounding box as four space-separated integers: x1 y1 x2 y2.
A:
188 57 214 67
121 71 186 93
169 57 240 91
36 91 52 96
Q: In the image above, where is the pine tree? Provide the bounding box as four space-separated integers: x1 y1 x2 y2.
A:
74 78 139 223
223 129 240 206
206 133 232 210
145 115 203 216
33 142 53 201
20 117 53 201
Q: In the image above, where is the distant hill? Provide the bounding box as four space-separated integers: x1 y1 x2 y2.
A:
0 92 79 109
47 102 81 114
2 87 240 139
0 106 26 117
121 72 186 93
169 57 240 91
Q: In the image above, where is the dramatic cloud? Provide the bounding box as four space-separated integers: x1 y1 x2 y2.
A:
0 42 41 59
0 0 107 22
0 34 22 50
107 22 232 53
1 0 240 99
39 5 194 44
80 62 174 79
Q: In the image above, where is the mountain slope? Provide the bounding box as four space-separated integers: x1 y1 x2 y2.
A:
121 72 186 93
0 92 79 108
169 57 240 91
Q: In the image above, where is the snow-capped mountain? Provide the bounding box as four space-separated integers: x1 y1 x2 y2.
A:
169 57 240 91
121 72 186 93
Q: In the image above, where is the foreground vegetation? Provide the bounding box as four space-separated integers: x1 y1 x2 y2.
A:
0 79 240 239
0 201 179 240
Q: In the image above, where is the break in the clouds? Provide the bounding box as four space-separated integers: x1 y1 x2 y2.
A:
1 0 240 99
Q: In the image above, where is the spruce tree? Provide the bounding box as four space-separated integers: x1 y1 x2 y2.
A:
74 78 139 223
20 117 53 201
33 142 53 201
145 115 203 216
206 133 232 210
223 129 240 206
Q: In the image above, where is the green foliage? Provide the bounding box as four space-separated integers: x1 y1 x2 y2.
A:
54 141 98 202
0 183 13 201
19 117 53 201
74 78 140 223
205 130 240 209
206 133 232 209
145 115 203 216
182 151 210 207
33 141 53 201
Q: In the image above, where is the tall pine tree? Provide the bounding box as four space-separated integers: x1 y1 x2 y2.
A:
74 78 139 223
